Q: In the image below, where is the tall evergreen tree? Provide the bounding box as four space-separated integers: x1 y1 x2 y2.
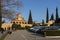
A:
28 10 33 24
56 7 59 20
42 19 44 24
46 8 49 23
50 13 54 20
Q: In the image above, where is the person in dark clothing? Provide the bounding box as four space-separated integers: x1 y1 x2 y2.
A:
8 27 12 34
1 28 4 33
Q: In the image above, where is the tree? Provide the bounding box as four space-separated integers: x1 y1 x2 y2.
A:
0 0 23 30
12 23 22 30
42 19 44 25
0 10 2 30
2 9 16 19
1 0 23 19
50 13 54 20
12 23 17 30
46 8 49 23
28 10 33 24
0 1 2 30
2 20 5 23
56 7 59 20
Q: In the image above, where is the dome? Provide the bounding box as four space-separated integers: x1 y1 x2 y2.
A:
17 13 22 18
16 13 23 20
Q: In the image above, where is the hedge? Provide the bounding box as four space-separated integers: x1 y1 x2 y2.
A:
42 30 60 36
25 26 31 29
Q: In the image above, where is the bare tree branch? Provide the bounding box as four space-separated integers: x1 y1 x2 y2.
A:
0 0 23 20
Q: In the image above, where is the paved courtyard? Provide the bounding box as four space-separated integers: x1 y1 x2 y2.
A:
0 32 2 38
4 30 60 40
0 31 6 38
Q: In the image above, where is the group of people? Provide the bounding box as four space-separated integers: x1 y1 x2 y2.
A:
0 27 17 34
0 27 12 34
7 27 12 34
0 28 4 33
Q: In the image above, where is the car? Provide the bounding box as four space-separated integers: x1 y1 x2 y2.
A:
32 27 39 33
28 27 34 32
36 27 45 33
28 26 40 32
28 26 45 33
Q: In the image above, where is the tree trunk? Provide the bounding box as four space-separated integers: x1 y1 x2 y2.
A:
0 3 2 30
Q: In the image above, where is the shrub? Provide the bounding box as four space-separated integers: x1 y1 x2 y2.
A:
25 26 31 29
12 23 17 30
42 30 60 36
17 25 23 30
12 23 23 30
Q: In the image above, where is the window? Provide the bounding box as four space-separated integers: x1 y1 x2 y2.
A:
16 22 18 24
19 22 21 24
22 22 24 24
25 22 27 24
13 22 15 24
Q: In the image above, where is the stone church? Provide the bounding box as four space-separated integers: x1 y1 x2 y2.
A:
2 13 32 30
11 13 32 27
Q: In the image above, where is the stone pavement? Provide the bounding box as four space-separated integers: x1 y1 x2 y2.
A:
46 36 60 38
0 31 6 38
0 32 2 38
4 30 60 40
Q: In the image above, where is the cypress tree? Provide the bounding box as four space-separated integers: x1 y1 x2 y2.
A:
56 7 59 20
50 13 54 20
46 8 49 23
42 19 44 24
28 10 33 24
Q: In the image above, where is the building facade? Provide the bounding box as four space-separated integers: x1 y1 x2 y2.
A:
2 13 32 30
46 20 54 26
2 22 12 30
11 13 32 27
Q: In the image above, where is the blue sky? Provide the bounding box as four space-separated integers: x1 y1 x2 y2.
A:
4 0 60 23
18 0 60 23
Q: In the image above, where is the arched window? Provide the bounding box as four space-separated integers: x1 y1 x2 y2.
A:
25 22 27 24
16 22 18 24
13 22 15 24
22 22 24 24
19 22 21 24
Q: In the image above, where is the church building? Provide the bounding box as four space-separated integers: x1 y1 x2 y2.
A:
11 13 32 27
2 13 32 30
